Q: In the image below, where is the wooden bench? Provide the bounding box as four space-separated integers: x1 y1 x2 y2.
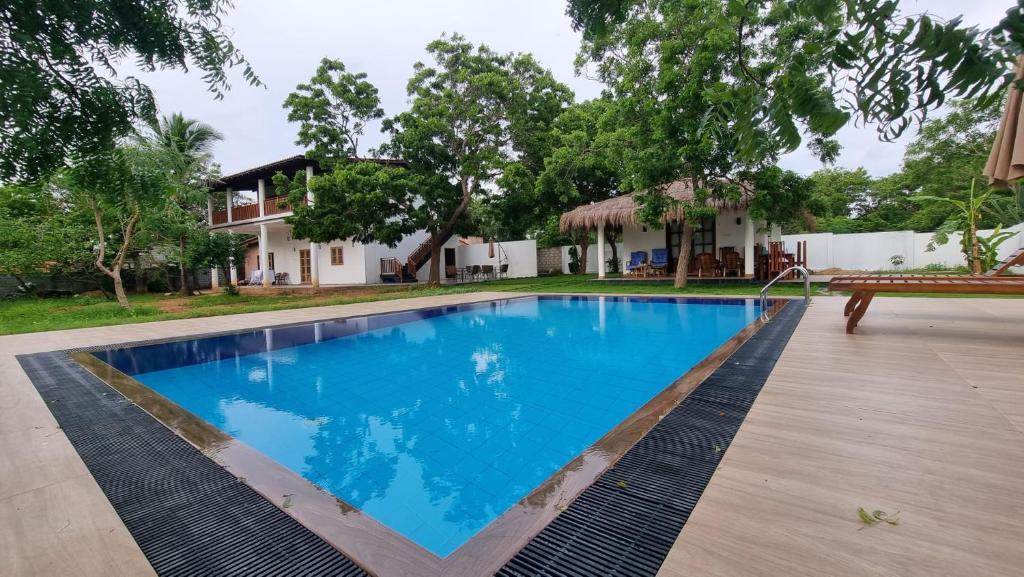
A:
829 275 1024 333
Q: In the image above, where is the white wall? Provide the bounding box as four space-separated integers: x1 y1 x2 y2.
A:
561 243 625 273
782 222 1024 271
261 229 368 285
455 239 538 278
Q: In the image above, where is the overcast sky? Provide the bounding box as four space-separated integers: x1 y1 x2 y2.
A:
123 0 1010 178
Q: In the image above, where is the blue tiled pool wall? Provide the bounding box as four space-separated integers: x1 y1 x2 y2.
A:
93 295 766 376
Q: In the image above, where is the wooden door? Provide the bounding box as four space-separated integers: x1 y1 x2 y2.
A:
299 249 311 283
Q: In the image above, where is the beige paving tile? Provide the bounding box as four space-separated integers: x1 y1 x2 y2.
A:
658 296 1024 577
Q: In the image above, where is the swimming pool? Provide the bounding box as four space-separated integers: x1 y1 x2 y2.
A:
93 295 762 558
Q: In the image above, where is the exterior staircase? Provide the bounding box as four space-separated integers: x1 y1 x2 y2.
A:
379 232 453 283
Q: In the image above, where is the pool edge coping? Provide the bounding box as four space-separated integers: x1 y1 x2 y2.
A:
22 293 790 577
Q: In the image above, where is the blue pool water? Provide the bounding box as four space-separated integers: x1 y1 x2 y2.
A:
96 296 761 557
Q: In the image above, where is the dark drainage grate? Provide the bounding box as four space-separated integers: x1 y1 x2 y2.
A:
17 351 368 577
497 301 806 577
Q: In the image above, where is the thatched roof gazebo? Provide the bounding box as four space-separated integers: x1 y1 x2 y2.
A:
558 179 754 232
558 179 760 279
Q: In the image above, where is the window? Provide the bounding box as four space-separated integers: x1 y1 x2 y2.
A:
267 252 275 270
331 246 344 265
690 217 715 256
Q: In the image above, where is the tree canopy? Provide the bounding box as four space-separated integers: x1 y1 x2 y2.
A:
569 0 1023 161
283 58 384 163
1 0 259 180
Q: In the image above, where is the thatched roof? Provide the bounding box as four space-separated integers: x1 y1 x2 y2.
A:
559 179 753 232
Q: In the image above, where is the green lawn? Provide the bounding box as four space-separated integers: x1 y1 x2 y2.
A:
0 273 1012 335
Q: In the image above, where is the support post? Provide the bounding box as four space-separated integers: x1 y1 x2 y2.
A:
744 215 755 277
259 223 270 287
210 266 219 289
596 225 606 279
228 230 238 286
257 178 266 218
206 195 214 224
306 165 319 288
225 188 233 223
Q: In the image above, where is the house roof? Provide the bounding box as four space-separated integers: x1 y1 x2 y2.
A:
210 155 408 192
559 179 754 232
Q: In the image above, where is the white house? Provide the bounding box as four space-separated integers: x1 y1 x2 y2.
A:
559 180 780 278
207 155 455 287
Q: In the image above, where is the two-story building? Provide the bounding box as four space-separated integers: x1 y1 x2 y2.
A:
207 155 449 288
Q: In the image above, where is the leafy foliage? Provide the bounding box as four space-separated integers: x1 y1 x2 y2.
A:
284 36 572 286
800 100 1021 235
0 0 259 180
283 59 384 163
184 228 248 295
61 146 172 307
569 0 1022 160
137 113 224 294
280 161 451 247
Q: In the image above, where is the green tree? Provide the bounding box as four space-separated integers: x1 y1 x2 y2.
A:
380 34 570 285
1 0 259 180
283 58 384 163
184 229 248 296
0 184 105 296
138 113 224 295
569 0 1021 161
62 147 171 308
536 98 622 274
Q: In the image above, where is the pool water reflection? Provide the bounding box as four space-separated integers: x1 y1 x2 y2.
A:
103 296 761 557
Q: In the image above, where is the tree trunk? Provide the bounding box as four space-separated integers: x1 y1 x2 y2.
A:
111 270 129 308
178 236 191 295
427 232 442 286
605 226 620 272
577 232 590 275
802 209 817 233
425 178 473 287
970 220 981 274
673 220 693 289
90 199 137 309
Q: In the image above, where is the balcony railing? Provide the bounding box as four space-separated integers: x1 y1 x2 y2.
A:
209 196 307 225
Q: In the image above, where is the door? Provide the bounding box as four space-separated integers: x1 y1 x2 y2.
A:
665 218 715 274
444 248 457 278
299 249 311 284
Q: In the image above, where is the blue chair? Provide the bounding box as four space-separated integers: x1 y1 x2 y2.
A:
649 248 669 275
625 251 648 276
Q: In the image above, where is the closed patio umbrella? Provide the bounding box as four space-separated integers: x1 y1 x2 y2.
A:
488 238 495 258
984 55 1024 189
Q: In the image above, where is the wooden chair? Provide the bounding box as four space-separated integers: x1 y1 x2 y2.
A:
694 252 719 277
481 264 495 280
445 264 458 280
468 265 482 281
498 263 509 279
721 251 743 277
649 248 669 276
767 241 791 279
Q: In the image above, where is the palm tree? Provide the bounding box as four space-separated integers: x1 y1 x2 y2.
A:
139 114 224 294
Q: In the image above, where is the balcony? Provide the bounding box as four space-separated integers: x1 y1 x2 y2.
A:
210 196 307 226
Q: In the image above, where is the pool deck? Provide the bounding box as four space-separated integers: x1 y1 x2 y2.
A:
2 293 1023 576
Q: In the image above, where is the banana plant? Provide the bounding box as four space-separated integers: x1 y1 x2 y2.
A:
915 179 996 274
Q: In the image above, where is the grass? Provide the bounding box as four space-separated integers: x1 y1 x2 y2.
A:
0 272 1015 335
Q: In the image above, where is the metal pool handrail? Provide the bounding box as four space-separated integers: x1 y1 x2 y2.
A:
760 265 811 321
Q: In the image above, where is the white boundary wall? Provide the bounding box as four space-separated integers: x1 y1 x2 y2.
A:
783 222 1024 271
454 239 537 278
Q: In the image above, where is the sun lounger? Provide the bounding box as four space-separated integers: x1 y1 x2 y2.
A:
829 275 1024 333
985 247 1024 276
